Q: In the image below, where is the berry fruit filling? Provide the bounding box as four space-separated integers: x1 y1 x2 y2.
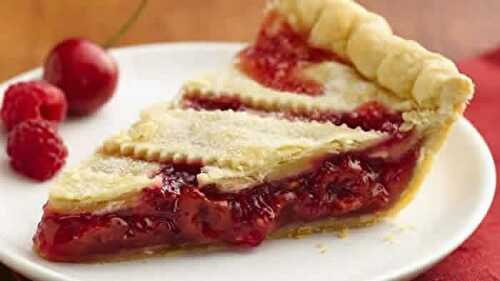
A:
182 94 403 135
237 13 345 96
34 135 419 261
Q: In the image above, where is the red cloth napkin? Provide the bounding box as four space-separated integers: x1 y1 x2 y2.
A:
10 50 500 281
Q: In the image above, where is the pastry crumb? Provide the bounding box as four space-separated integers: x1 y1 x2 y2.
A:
315 243 328 254
397 223 416 232
383 221 415 243
289 226 314 239
383 234 397 244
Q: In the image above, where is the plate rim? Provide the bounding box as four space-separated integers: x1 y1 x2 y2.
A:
0 42 496 281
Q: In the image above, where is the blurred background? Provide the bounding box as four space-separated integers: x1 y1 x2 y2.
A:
1 0 500 82
1 0 500 280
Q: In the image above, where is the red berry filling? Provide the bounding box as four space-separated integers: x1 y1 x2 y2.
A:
1 81 67 131
34 135 419 261
237 12 346 96
183 94 403 134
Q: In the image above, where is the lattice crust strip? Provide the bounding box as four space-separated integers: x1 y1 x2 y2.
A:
49 154 161 211
181 63 412 114
102 108 386 171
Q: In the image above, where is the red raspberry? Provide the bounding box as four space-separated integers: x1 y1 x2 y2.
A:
1 81 67 131
7 119 68 181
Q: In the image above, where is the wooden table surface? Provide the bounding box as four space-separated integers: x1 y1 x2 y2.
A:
0 0 499 280
1 0 500 82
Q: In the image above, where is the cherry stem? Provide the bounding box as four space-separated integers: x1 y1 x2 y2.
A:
103 0 149 49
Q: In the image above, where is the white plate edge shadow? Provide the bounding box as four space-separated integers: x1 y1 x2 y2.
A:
0 42 495 281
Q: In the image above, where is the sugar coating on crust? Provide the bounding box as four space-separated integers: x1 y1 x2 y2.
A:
103 109 384 170
49 154 161 212
50 109 386 210
181 64 412 113
181 0 473 134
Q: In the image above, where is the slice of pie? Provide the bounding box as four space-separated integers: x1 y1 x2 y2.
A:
33 0 474 262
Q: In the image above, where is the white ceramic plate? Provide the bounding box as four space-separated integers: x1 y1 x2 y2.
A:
0 43 495 281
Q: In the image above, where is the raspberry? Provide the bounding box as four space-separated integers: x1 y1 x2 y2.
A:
1 80 67 131
7 119 68 181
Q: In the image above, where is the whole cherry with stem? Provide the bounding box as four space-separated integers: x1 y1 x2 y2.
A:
43 0 148 116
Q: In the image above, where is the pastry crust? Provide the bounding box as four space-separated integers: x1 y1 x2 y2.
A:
273 0 473 111
103 108 384 170
181 64 411 113
48 154 161 213
182 0 473 131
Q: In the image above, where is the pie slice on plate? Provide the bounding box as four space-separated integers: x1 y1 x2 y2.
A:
33 0 474 262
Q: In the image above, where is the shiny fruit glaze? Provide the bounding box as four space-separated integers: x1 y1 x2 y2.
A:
34 138 418 261
183 94 403 134
238 13 345 96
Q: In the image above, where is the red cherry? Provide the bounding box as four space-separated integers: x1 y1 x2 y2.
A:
43 38 118 116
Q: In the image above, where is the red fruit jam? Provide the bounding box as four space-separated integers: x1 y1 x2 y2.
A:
34 136 419 261
237 13 345 96
183 94 403 135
